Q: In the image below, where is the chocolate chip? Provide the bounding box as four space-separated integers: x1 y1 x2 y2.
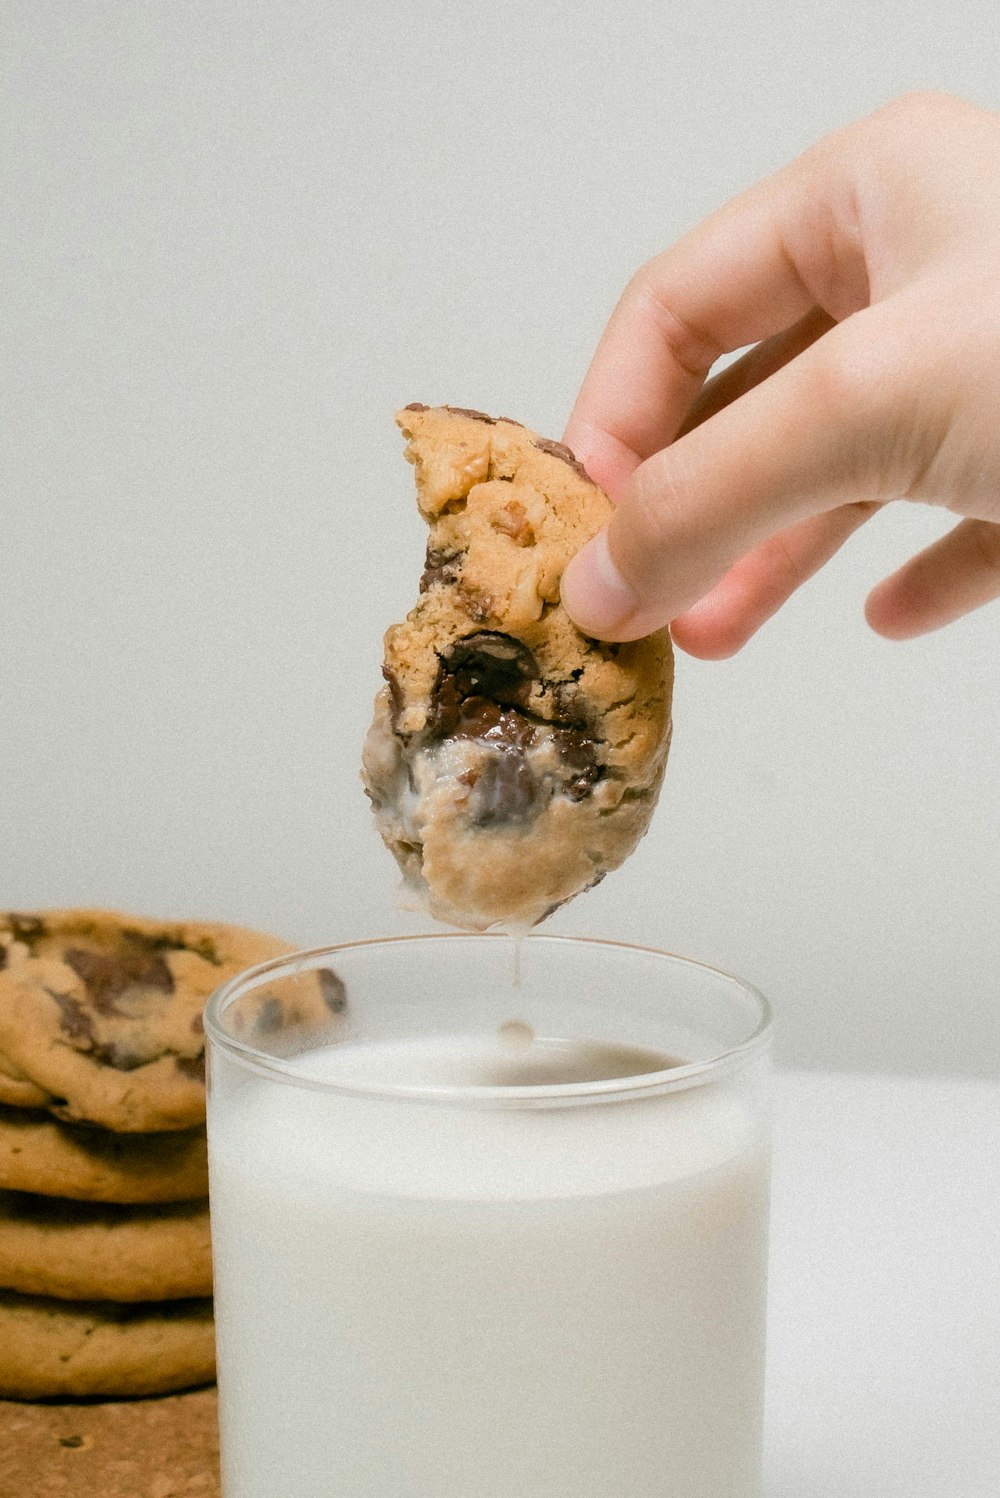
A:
429 634 539 738
320 968 347 1014
186 935 222 965
551 725 601 799
63 947 174 1014
6 913 45 947
382 665 405 729
176 1053 206 1083
532 437 593 483
255 996 284 1034
469 750 540 826
0 948 6 973
452 697 536 750
420 547 464 592
445 633 539 693
49 990 94 1045
443 405 496 424
92 1041 146 1072
59 1436 86 1450
428 673 461 738
416 627 605 825
403 401 429 412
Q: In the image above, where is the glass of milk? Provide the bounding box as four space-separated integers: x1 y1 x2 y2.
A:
205 934 772 1498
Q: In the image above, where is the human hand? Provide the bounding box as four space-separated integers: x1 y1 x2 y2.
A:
560 92 1000 655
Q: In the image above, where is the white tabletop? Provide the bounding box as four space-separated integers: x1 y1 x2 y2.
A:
767 1071 1000 1498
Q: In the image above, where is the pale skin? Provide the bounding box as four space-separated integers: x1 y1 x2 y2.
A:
559 91 1000 656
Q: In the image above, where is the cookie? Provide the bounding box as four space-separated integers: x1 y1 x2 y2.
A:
0 1105 208 1203
362 405 674 930
0 909 293 1132
0 1289 215 1399
0 1067 48 1110
0 1191 211 1302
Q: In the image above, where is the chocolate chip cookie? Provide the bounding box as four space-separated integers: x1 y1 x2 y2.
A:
362 405 674 930
0 1192 212 1302
0 910 293 1132
0 1105 208 1203
0 1289 215 1399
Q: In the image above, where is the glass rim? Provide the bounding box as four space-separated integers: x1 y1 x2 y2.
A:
204 934 772 1107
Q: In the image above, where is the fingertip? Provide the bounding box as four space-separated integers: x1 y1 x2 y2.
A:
561 531 647 641
668 613 748 660
864 581 917 640
668 587 759 658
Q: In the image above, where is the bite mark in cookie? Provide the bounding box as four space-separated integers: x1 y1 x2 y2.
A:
362 405 673 930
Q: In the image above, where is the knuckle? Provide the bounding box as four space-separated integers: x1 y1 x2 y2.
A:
798 330 880 420
624 266 722 380
800 311 913 423
872 89 970 133
801 321 945 500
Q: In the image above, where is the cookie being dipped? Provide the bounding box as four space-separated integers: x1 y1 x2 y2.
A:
362 405 673 930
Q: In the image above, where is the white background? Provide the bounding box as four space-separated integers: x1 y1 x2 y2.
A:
2 1 998 1076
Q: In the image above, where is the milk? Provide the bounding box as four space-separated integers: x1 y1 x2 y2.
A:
208 1027 770 1498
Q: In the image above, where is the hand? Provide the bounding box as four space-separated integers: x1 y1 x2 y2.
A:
559 92 1000 656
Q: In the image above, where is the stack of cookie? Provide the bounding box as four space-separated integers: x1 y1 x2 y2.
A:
0 908 290 1400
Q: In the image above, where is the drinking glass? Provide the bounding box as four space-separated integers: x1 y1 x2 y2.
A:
205 934 772 1498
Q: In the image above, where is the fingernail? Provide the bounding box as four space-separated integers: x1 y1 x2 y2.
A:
561 530 639 637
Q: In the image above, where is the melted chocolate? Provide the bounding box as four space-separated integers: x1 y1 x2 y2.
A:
451 697 536 749
425 632 602 824
430 636 539 738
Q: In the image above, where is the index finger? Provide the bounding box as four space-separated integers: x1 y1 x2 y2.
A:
563 134 870 496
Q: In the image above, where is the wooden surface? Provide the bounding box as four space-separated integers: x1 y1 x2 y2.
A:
0 1386 219 1497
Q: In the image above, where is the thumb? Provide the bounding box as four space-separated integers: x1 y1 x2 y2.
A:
561 315 913 641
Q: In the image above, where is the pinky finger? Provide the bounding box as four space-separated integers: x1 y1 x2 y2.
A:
865 518 1000 639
